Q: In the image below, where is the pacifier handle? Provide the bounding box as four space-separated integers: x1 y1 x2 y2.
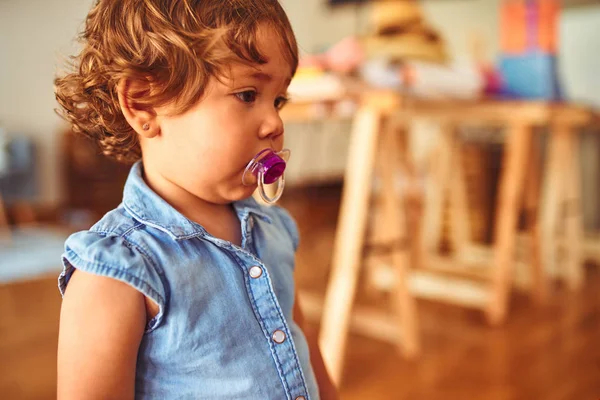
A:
257 171 286 204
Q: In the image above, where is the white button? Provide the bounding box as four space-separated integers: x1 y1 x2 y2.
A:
249 266 263 279
272 330 286 344
295 397 306 400
248 218 255 229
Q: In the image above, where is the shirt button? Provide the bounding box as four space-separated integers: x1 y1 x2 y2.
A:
249 266 263 279
272 330 286 344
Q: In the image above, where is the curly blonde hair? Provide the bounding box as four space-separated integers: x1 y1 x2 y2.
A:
55 0 298 163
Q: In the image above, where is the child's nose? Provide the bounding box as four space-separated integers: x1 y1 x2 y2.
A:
258 111 284 141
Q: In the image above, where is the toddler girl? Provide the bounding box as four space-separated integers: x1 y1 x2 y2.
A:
54 1 337 399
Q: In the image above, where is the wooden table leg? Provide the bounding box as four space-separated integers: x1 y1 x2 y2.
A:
524 131 548 303
379 122 419 358
318 106 382 384
561 124 584 290
487 123 532 325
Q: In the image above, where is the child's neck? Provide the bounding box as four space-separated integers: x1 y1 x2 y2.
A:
142 168 242 246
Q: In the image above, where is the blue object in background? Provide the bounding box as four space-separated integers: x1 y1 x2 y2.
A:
0 137 37 204
498 52 562 100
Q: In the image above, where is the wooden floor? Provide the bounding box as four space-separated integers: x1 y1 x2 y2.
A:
0 274 61 399
1 185 599 399
286 185 600 400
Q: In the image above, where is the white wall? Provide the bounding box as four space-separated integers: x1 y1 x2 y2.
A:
560 6 600 107
0 0 598 205
280 0 363 55
281 0 500 61
0 0 94 206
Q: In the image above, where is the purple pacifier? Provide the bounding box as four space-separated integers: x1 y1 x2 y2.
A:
242 148 290 204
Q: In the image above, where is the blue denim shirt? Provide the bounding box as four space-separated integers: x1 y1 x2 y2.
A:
59 162 319 400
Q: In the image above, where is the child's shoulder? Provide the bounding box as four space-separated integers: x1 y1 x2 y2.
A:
60 204 167 330
87 204 141 236
63 205 154 272
63 203 167 271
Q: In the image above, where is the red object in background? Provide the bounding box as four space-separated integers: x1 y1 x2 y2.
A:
480 64 504 95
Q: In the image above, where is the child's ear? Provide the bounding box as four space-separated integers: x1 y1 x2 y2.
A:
117 78 159 138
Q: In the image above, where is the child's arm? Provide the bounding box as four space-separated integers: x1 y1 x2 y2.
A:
57 269 147 400
294 294 339 400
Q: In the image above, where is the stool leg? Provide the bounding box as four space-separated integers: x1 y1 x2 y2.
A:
524 132 548 303
319 106 382 384
488 123 532 325
540 126 567 281
562 124 584 290
379 122 419 358
447 127 472 259
420 124 453 257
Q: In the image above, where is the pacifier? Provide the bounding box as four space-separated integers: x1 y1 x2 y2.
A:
242 148 290 204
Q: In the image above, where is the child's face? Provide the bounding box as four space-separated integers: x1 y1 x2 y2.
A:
145 25 293 205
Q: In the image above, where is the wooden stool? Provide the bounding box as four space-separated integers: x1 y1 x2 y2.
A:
307 91 419 384
409 115 547 312
402 101 594 324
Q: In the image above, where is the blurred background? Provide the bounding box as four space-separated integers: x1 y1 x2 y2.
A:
1 0 599 399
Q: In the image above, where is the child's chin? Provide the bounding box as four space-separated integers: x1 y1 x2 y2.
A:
228 184 258 202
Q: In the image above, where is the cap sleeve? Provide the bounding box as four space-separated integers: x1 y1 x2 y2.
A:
59 231 167 332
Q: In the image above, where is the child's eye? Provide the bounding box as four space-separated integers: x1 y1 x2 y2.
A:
235 90 257 104
275 96 289 110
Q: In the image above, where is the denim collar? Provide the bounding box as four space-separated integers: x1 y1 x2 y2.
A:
122 162 272 240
